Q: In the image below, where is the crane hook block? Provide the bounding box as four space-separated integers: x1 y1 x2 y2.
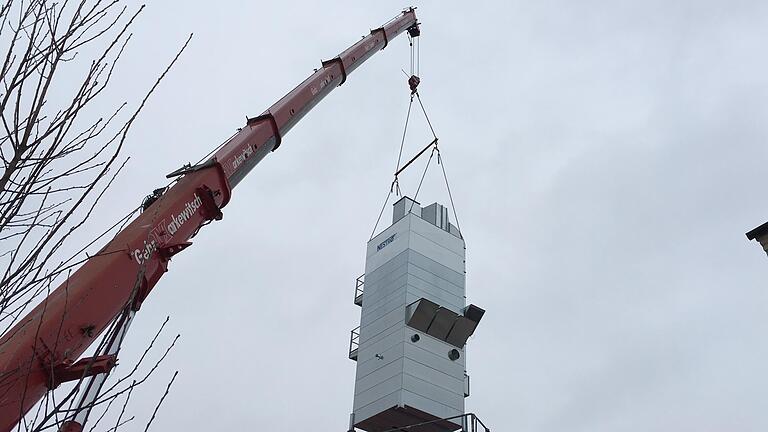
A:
407 23 421 38
408 75 420 94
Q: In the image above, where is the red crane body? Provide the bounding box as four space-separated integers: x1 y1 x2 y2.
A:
0 9 419 430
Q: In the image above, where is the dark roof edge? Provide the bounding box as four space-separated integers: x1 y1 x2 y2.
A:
746 220 768 240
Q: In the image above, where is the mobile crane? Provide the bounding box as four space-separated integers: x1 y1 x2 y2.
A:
0 9 420 431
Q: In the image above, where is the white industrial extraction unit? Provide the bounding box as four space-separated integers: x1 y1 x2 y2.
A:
348 197 484 432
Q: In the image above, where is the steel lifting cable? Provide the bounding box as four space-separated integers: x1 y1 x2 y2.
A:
369 95 413 240
407 146 436 214
368 91 438 240
415 91 436 139
369 33 419 240
369 27 463 239
393 95 415 196
413 90 462 233
370 49 426 237
372 90 463 235
369 189 394 240
408 33 414 77
437 148 462 234
408 30 420 77
417 34 420 76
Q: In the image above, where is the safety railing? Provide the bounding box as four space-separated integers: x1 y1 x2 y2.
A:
466 413 490 432
354 274 364 306
379 413 490 432
348 326 360 361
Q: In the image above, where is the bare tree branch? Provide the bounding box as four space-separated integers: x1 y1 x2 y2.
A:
0 1 191 429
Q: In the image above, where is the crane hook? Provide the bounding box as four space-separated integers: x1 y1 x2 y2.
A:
408 75 420 94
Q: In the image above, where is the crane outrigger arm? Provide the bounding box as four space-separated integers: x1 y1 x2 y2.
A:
0 9 419 431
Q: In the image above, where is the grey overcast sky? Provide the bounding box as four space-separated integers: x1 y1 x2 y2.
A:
44 1 768 430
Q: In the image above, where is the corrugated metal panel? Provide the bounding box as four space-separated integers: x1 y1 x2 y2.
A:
354 392 401 427
352 200 477 431
355 341 405 380
402 390 463 423
361 305 405 342
403 339 465 376
393 196 422 223
355 358 405 395
402 373 464 409
407 264 464 298
355 374 404 408
403 357 464 392
410 210 460 246
355 387 402 419
405 287 464 315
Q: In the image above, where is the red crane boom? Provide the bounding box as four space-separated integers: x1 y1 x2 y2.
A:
0 9 419 431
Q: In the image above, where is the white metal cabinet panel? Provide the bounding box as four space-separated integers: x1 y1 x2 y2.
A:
365 284 409 319
363 264 408 296
355 390 402 425
407 269 465 301
409 215 465 257
407 250 465 286
355 342 404 380
359 326 403 358
361 293 406 327
402 357 464 393
402 390 463 423
405 289 464 315
355 358 406 395
360 306 405 342
408 231 465 272
407 264 464 297
360 321 401 352
364 251 409 286
403 339 465 377
402 373 464 410
366 219 411 274
354 373 405 409
351 199 477 431
393 196 422 222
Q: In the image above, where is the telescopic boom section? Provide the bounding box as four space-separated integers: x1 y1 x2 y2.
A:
216 11 418 187
0 9 419 431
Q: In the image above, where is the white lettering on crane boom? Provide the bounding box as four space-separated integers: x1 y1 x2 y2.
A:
231 144 254 173
132 193 203 265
